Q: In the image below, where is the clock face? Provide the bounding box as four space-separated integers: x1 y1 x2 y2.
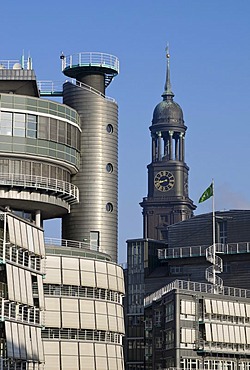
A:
154 171 175 192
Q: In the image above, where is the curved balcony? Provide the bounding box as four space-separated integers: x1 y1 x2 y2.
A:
0 173 79 204
62 52 119 87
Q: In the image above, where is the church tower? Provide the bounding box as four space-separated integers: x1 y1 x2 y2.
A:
140 48 196 240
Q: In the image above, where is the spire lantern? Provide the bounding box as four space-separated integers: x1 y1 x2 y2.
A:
162 45 174 100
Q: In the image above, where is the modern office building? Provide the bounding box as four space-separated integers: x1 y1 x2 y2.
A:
0 53 125 369
124 50 250 370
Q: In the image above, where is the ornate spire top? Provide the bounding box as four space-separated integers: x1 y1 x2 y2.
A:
162 44 174 100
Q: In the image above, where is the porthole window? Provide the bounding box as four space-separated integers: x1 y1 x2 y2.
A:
106 124 113 134
106 163 113 173
106 203 113 212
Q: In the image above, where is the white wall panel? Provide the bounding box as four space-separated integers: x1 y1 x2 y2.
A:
62 269 80 285
18 324 26 360
107 263 116 276
217 324 223 342
117 317 125 333
211 323 218 342
80 313 96 330
234 325 240 344
79 342 94 356
7 215 15 245
43 355 60 370
62 257 79 270
43 341 60 355
108 358 118 370
5 321 13 358
96 273 108 289
108 275 118 291
14 218 23 247
31 326 39 361
27 224 34 254
32 228 40 256
223 324 230 343
108 315 118 332
211 300 218 314
20 221 28 251
229 302 235 316
246 304 250 317
25 270 33 306
11 322 20 359
117 277 125 293
239 303 246 317
217 300 223 314
44 268 61 284
205 323 211 342
80 259 95 272
234 302 240 316
36 327 44 362
95 261 107 274
24 325 33 360
61 342 78 356
96 313 108 331
45 297 60 311
38 229 45 257
205 299 211 314
229 325 235 343
80 356 95 370
61 298 79 313
107 302 117 316
80 299 94 313
61 356 79 370
44 311 61 327
95 301 107 314
240 326 246 344
62 312 79 329
13 265 21 303
37 274 45 309
107 344 116 358
222 301 229 315
246 327 250 344
46 256 61 269
6 263 14 301
80 270 96 287
19 268 27 305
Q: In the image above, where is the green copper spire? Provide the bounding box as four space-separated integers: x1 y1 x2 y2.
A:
162 44 174 100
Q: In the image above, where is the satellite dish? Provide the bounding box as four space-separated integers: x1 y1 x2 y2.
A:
13 63 22 70
0 64 5 69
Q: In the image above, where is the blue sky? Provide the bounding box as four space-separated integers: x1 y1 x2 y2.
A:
2 0 250 262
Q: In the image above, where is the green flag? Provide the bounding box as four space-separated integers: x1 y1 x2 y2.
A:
199 183 213 203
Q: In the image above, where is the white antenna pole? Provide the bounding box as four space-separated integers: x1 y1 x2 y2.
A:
212 179 216 285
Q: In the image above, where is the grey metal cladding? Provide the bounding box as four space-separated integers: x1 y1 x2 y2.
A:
62 83 118 262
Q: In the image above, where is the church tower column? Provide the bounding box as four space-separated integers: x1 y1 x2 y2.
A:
140 47 196 240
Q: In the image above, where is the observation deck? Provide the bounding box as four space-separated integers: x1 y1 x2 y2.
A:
61 52 119 88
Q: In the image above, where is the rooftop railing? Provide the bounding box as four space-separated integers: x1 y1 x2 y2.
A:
0 173 79 204
158 242 250 260
62 52 119 74
144 279 250 307
0 57 32 70
44 237 90 250
38 79 116 102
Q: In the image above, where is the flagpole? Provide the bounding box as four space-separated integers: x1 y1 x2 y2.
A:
212 179 216 286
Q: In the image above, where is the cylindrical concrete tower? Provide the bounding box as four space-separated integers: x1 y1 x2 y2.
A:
61 52 119 262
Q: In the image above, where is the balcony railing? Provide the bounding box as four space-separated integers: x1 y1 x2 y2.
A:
158 242 250 260
144 279 250 307
44 237 90 250
0 173 79 204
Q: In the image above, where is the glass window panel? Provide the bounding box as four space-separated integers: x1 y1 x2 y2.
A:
38 116 49 140
50 118 57 141
13 129 25 137
27 114 37 123
14 113 25 123
1 112 12 123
